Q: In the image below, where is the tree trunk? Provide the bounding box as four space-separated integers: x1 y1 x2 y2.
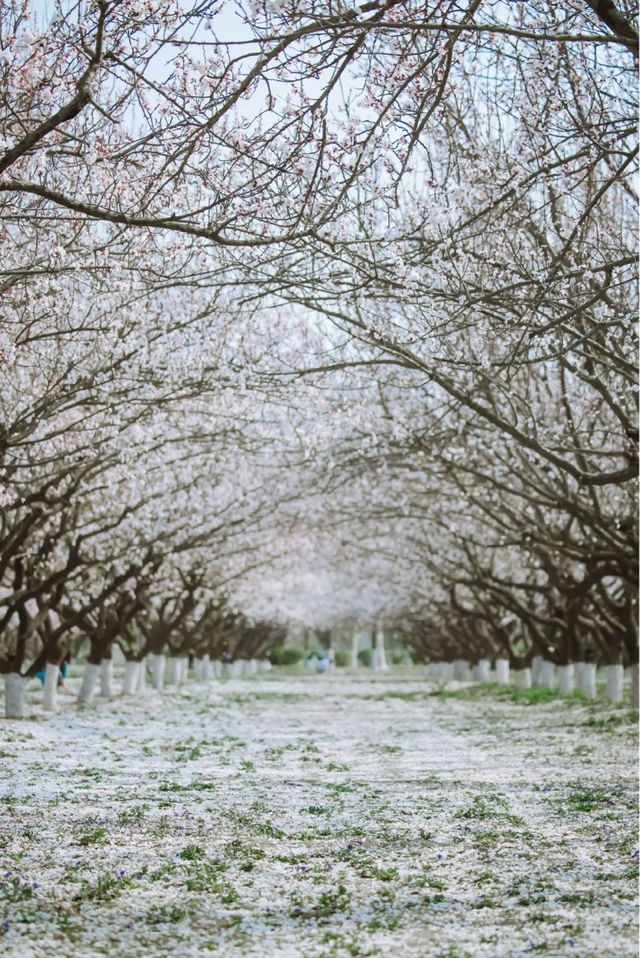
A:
351 630 359 668
453 659 469 680
43 663 60 712
605 664 624 703
77 662 100 706
150 653 165 690
137 657 147 694
473 659 490 682
112 645 126 666
513 667 532 689
100 658 114 698
629 664 639 708
372 627 389 671
495 659 510 684
557 663 575 695
5 673 28 718
540 660 557 690
531 656 544 686
167 657 181 686
122 661 140 695
579 663 597 699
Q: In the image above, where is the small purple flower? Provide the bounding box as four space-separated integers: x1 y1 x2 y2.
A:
567 939 574 946
346 843 354 851
125 922 133 929
2 922 9 933
436 853 443 860
296 865 307 873
32 882 39 889
631 849 639 859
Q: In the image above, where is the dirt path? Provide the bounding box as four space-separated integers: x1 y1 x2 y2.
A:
0 670 637 957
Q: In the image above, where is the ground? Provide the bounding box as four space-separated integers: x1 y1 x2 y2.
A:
0 669 637 958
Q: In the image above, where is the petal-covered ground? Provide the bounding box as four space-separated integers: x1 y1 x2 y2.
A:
0 670 637 958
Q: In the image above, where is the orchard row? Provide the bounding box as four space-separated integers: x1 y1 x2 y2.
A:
1 1 637 712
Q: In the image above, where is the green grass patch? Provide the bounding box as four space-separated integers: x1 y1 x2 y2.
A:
77 826 108 846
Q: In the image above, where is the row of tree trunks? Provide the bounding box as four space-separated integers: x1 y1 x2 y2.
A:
423 658 637 705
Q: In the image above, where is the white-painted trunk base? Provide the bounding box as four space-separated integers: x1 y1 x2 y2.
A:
123 661 140 696
453 660 470 681
100 659 114 698
351 634 359 669
605 664 624 703
373 628 389 671
43 663 60 712
213 660 223 678
579 663 597 699
513 668 532 690
112 646 126 666
77 662 100 706
167 658 182 686
180 657 189 683
540 660 557 691
151 654 166 691
557 664 575 695
137 658 147 694
495 659 510 685
629 664 639 708
5 673 28 718
531 656 544 686
473 659 491 682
